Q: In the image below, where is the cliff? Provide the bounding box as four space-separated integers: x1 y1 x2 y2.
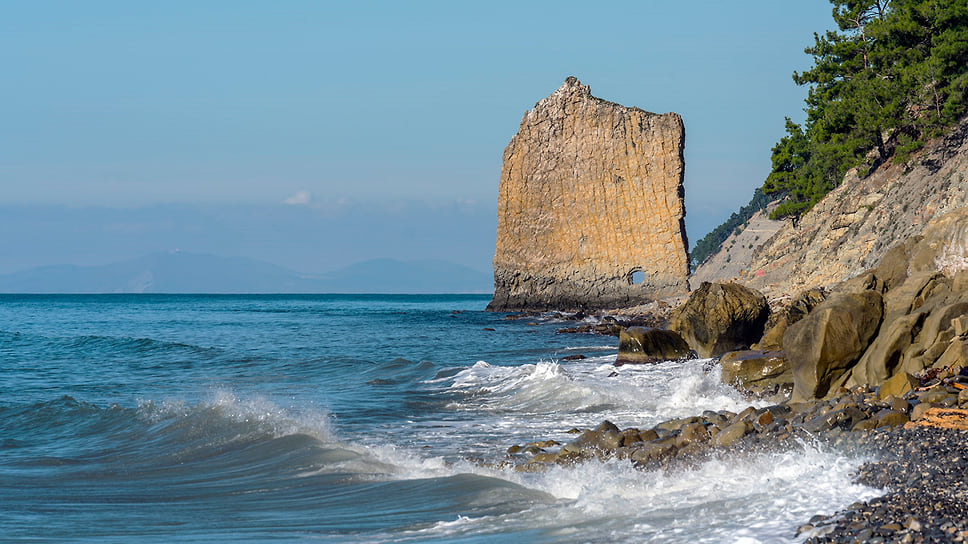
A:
487 77 689 311
700 117 968 299
690 206 783 286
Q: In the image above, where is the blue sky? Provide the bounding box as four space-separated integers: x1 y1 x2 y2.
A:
1 1 834 275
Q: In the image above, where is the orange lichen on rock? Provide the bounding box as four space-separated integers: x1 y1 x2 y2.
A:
905 407 968 431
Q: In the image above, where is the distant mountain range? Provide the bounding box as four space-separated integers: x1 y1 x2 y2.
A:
0 252 493 294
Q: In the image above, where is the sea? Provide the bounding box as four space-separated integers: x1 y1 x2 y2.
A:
0 294 882 543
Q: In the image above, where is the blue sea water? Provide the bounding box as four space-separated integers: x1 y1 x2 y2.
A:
0 294 879 543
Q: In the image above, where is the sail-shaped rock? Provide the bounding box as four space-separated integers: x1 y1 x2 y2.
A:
487 77 689 311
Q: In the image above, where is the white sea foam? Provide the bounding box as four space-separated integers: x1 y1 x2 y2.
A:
137 389 336 443
439 357 767 434
393 444 880 543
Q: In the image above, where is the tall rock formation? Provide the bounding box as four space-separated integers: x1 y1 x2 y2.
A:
487 77 689 311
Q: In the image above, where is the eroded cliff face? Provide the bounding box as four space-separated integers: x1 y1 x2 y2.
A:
487 77 689 311
732 117 968 299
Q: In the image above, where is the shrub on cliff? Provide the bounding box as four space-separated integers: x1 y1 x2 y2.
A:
764 0 968 219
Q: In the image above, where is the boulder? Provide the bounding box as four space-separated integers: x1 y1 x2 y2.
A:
784 291 884 402
616 327 692 365
881 272 951 327
757 287 827 351
849 311 929 387
629 442 677 464
877 372 919 400
934 338 968 371
675 422 710 448
719 350 791 392
874 409 910 428
921 302 968 348
831 269 884 295
804 405 868 433
670 282 770 358
874 237 922 291
566 420 622 456
845 269 968 387
711 421 749 447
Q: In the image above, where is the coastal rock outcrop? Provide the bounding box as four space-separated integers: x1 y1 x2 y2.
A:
699 116 968 298
487 77 689 311
669 282 769 358
755 287 827 351
771 205 968 401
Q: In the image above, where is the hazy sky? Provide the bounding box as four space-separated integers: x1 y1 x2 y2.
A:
1 1 834 275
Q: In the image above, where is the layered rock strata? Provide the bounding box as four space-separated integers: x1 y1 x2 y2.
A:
737 117 968 298
488 77 689 311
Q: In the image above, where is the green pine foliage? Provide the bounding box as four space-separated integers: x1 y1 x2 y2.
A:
690 188 774 270
763 0 968 219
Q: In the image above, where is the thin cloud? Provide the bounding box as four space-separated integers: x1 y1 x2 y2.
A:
283 190 312 205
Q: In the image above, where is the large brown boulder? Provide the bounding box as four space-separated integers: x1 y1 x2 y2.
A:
757 287 827 351
616 327 692 365
784 291 884 402
670 282 769 358
848 311 929 387
874 236 922 291
881 272 951 326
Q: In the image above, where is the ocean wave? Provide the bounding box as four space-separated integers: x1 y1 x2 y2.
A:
1 393 879 543
1 391 463 483
0 329 222 360
64 334 221 357
436 358 766 429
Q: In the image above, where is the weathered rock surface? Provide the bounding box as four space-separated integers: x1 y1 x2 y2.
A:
719 350 791 394
488 77 689 311
615 327 692 365
756 287 827 351
784 291 884 402
717 116 968 300
669 282 769 358
766 205 968 401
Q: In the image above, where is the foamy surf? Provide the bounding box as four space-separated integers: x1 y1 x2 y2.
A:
136 394 880 543
386 444 879 543
438 357 769 435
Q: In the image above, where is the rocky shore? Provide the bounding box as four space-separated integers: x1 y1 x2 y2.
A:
497 198 968 540
507 265 968 539
500 363 968 542
802 425 968 543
